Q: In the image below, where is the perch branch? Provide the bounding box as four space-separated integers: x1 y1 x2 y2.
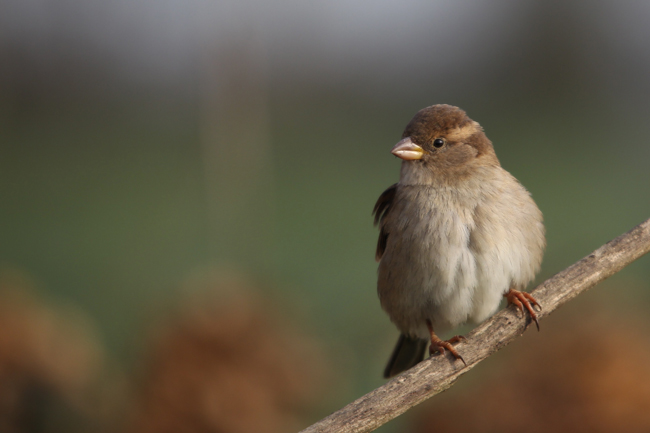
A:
300 217 650 433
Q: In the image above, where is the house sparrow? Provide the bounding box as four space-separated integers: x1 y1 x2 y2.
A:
374 105 545 378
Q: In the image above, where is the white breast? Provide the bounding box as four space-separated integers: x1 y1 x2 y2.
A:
377 165 544 339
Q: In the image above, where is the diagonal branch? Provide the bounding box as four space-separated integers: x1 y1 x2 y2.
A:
300 217 650 433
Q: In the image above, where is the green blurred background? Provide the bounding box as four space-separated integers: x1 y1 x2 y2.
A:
2 0 650 431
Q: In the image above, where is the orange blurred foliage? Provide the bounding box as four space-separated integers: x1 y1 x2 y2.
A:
414 307 650 433
0 270 105 433
128 272 328 433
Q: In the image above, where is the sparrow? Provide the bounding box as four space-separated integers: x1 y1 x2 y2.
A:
374 104 545 378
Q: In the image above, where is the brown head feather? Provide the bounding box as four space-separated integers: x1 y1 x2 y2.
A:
402 105 472 145
400 105 498 174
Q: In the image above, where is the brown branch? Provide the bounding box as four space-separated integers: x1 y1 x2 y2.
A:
300 217 650 433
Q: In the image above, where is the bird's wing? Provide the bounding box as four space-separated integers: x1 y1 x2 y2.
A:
372 183 397 261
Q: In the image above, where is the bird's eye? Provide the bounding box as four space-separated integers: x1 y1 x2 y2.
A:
433 138 445 148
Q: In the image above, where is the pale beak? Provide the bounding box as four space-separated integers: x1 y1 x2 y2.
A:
391 137 424 160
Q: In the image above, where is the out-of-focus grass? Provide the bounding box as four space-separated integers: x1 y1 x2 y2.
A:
1 90 650 431
0 99 208 363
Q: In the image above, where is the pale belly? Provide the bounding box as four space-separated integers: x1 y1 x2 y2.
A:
377 183 543 339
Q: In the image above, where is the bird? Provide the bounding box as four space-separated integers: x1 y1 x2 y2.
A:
374 104 545 379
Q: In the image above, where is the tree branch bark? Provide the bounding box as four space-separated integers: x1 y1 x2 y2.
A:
300 217 650 433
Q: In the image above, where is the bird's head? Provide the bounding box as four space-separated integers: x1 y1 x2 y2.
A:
391 105 499 184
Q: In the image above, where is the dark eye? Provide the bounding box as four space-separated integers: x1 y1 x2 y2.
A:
433 138 445 148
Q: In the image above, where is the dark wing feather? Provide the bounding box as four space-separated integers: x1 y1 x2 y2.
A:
373 183 397 226
372 183 397 261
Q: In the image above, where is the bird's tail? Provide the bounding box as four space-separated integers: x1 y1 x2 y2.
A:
383 334 427 378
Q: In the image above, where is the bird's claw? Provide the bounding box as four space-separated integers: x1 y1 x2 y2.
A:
428 338 467 366
426 320 467 366
505 289 541 331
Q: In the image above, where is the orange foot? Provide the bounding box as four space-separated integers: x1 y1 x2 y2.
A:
505 288 542 331
426 320 467 366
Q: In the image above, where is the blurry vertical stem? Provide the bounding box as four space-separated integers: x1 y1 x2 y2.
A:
199 35 274 268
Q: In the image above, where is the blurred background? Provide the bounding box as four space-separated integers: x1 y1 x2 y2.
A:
2 0 650 431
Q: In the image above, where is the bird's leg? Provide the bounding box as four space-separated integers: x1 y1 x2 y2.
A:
504 288 542 331
426 319 467 366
